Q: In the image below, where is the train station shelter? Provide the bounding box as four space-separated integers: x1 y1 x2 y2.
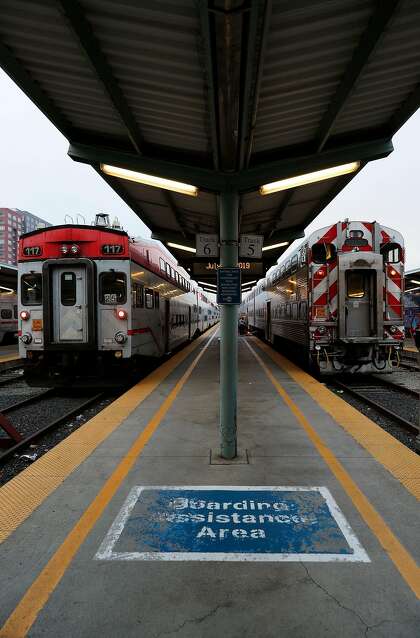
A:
2 0 420 457
405 267 420 294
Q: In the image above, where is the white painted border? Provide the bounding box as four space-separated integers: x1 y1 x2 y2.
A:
95 486 370 563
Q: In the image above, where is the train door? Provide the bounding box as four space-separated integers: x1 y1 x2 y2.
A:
188 306 192 340
52 266 88 342
345 270 374 337
265 300 272 341
164 299 170 351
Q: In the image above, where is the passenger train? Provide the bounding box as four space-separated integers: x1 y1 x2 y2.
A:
242 220 404 374
18 215 219 386
0 292 18 344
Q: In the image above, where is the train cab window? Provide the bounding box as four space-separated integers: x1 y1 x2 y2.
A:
61 272 76 306
381 242 401 264
347 271 365 298
312 243 336 264
21 273 42 306
99 272 126 305
1 309 12 319
154 291 159 308
145 288 154 309
160 258 166 272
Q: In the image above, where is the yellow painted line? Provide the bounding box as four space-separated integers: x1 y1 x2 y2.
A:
245 338 420 600
0 328 217 544
0 328 218 638
404 346 417 353
0 354 19 363
252 339 420 501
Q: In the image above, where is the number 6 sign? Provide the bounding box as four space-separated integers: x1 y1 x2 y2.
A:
196 234 219 257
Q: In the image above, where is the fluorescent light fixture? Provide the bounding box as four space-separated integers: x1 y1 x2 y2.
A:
167 242 196 253
262 241 289 252
410 279 420 285
260 161 360 196
101 163 198 197
0 285 15 293
198 281 216 288
406 286 420 292
242 280 257 286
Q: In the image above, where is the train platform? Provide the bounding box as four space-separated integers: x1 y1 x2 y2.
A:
0 344 19 364
0 327 419 637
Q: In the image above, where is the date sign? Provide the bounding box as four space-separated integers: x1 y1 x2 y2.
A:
23 246 42 257
102 244 124 255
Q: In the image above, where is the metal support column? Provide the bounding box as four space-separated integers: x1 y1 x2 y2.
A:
219 191 239 459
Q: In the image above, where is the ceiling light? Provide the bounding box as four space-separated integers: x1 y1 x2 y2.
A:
0 286 15 293
259 161 360 195
198 281 216 288
262 241 289 252
167 242 196 253
242 280 257 286
410 279 420 285
101 164 198 197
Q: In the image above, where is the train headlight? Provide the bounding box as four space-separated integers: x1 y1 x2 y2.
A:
21 333 32 344
114 331 127 344
70 244 80 255
117 309 127 320
60 245 69 254
20 310 30 320
317 325 327 335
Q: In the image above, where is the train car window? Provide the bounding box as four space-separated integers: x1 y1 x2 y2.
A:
312 243 337 263
291 255 298 273
160 258 166 272
1 309 12 319
292 303 298 320
286 303 291 318
99 272 127 305
21 273 42 305
380 242 401 264
165 263 171 277
61 272 76 306
170 267 175 280
154 291 159 308
13 305 18 318
145 288 154 309
299 301 307 320
132 283 144 308
347 271 365 298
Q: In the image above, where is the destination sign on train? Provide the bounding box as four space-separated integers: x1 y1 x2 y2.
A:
193 261 263 276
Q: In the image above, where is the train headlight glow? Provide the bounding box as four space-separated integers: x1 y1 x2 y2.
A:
20 310 30 320
60 245 69 254
117 309 127 320
114 331 127 344
21 333 32 344
70 244 80 255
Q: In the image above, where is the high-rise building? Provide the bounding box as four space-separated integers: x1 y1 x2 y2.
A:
0 208 52 265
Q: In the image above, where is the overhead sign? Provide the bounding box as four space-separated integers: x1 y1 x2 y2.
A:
96 486 370 562
196 234 219 257
193 261 263 277
239 235 264 259
217 268 241 304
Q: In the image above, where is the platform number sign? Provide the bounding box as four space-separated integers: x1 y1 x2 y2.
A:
102 244 124 255
239 235 263 259
23 246 42 257
196 234 219 258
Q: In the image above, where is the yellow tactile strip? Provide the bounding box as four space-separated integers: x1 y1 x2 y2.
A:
0 329 215 543
0 354 19 363
253 339 420 501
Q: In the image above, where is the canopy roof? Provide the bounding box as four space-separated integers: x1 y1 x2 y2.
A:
1 1 420 283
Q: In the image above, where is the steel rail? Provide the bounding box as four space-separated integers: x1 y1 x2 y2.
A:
333 380 419 438
0 392 103 463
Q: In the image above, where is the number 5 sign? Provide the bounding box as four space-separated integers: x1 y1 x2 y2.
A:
196 234 219 257
239 235 264 259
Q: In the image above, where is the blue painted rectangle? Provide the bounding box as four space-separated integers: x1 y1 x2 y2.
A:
217 268 241 304
96 486 370 562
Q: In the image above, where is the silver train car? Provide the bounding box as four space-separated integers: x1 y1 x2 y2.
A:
18 217 219 386
0 293 18 344
242 220 404 374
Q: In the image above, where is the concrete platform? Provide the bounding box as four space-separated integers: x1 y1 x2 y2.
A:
0 328 419 637
0 344 19 363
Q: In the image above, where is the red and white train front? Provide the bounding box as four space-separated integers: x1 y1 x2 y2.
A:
18 219 218 386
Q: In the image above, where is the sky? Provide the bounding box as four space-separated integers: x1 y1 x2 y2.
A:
0 67 419 270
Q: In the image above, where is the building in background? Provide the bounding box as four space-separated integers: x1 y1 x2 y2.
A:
0 208 52 265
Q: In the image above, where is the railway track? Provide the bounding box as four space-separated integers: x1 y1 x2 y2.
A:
332 377 419 449
0 363 24 387
0 390 104 463
399 349 419 371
